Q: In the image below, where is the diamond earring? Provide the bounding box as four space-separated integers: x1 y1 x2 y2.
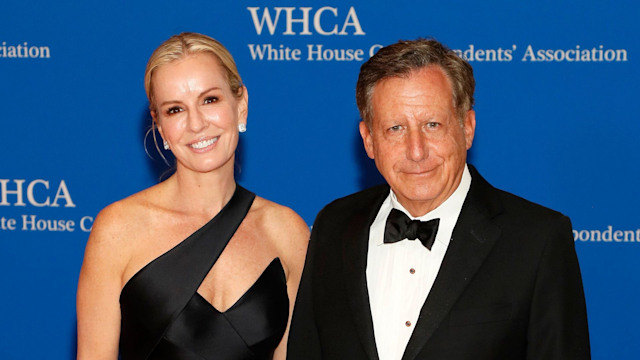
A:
238 123 247 133
163 140 170 150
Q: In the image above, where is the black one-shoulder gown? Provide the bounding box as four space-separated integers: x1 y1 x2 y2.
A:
119 186 289 359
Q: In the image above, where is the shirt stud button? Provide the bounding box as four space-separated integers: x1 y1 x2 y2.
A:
409 268 416 274
405 321 412 327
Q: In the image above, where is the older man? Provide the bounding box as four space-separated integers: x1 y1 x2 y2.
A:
287 39 590 360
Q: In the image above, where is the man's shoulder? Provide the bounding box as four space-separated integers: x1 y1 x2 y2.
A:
471 167 567 222
499 187 565 217
322 183 389 213
311 183 389 228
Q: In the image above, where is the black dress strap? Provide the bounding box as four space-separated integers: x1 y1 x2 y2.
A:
119 185 255 360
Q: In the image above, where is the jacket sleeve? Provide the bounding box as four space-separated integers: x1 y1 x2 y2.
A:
526 215 591 359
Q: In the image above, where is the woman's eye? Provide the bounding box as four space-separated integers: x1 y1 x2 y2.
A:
203 96 219 104
166 106 182 115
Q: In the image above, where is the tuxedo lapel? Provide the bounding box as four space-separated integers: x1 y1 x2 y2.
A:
340 185 389 360
402 168 503 360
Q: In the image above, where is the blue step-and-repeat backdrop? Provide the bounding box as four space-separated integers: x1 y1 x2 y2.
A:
1 1 638 358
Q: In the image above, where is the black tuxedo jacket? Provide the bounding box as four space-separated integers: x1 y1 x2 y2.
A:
288 166 590 360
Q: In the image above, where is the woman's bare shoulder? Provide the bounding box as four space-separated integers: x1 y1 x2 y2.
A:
93 188 156 234
251 197 309 240
250 197 309 270
85 184 166 260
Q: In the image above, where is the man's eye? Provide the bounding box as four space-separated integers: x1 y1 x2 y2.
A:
426 122 440 129
389 125 403 132
167 106 182 115
203 96 219 104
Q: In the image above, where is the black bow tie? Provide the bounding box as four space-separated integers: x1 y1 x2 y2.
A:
383 208 440 250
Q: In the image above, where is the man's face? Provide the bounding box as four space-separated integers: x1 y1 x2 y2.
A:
360 66 475 217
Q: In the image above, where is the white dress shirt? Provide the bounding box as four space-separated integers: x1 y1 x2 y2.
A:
366 165 472 360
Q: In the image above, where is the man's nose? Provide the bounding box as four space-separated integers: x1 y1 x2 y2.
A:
407 130 427 161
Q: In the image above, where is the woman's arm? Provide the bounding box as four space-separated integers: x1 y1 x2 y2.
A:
269 206 310 360
76 205 128 360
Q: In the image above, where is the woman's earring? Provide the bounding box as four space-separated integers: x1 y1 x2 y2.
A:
238 123 247 133
163 140 170 150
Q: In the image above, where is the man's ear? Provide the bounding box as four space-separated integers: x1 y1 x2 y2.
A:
359 121 375 159
463 109 476 150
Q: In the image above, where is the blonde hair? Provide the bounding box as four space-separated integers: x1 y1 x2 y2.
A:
144 32 244 112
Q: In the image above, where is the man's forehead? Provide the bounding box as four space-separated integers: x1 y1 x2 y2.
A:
372 67 453 104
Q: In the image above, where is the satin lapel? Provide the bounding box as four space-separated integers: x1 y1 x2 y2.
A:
341 186 388 360
402 169 503 360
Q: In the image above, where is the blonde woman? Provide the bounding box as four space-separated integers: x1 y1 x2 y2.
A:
77 32 309 360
